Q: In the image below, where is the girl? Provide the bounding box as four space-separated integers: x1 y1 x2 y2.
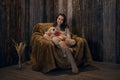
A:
52 13 79 73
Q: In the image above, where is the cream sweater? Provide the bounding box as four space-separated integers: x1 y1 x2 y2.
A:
56 26 71 38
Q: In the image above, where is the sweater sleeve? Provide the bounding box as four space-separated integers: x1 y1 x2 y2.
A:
65 28 71 38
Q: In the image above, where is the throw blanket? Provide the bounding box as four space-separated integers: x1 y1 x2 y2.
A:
29 23 92 73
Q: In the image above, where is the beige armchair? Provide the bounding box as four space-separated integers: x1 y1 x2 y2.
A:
29 23 92 73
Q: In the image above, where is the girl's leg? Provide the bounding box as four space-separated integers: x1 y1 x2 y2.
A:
52 37 66 57
58 41 67 57
59 41 78 73
65 38 76 52
52 37 60 46
65 38 76 46
64 48 78 73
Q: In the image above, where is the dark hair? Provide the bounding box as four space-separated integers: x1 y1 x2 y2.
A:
53 13 69 31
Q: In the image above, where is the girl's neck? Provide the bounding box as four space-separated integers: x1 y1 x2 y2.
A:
56 24 60 27
56 24 65 31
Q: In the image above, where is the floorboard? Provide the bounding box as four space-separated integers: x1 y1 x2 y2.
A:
0 61 120 80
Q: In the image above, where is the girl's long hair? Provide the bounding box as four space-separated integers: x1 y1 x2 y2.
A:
53 13 69 31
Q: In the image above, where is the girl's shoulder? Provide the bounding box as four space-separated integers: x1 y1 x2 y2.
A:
65 27 70 31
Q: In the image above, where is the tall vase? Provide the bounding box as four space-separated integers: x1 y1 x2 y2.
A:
18 54 22 69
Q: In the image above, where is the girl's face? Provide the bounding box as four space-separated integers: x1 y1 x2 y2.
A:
57 15 64 26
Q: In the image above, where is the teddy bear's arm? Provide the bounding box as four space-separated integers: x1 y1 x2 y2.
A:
43 33 52 41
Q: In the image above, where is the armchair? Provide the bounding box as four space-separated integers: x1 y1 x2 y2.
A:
29 23 92 73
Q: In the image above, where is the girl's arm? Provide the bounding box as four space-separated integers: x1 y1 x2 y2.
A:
65 28 71 38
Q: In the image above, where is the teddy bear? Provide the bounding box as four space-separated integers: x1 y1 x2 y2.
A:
43 27 56 40
43 27 76 57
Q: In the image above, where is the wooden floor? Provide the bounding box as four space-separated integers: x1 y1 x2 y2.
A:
0 61 120 80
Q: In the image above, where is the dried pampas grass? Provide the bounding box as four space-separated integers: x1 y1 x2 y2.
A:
12 39 26 69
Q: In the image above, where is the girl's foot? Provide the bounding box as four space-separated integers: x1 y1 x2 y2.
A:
72 66 79 74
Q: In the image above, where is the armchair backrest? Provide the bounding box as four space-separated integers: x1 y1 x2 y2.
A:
32 23 53 36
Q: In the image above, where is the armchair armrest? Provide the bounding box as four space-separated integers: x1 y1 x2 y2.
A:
30 31 56 72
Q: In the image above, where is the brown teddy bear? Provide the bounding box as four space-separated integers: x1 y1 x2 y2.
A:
43 27 56 40
43 27 76 57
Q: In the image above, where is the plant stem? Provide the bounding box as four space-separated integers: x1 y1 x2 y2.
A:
18 55 22 69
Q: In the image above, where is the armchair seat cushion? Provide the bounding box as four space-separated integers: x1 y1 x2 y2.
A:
29 23 92 73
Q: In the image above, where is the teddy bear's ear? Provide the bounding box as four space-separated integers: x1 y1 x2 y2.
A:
46 28 51 35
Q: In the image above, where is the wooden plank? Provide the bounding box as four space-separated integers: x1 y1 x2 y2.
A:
87 0 104 61
72 0 81 36
67 0 73 32
116 0 120 63
103 0 116 63
46 0 54 22
5 0 13 65
53 0 59 20
0 0 6 67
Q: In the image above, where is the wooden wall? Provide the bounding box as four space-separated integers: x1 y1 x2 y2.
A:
0 0 31 67
0 0 120 67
